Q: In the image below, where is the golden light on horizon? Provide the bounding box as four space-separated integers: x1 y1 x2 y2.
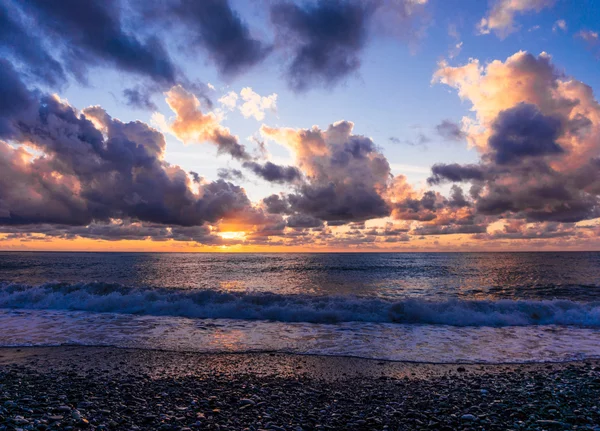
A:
217 231 247 241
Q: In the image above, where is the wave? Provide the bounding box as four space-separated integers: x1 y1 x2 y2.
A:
1 281 600 327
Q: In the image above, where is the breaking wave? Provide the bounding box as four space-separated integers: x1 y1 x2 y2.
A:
1 281 600 327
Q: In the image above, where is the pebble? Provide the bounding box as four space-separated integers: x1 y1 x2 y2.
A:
0 347 599 430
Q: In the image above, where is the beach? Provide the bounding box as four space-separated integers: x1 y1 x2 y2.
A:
1 347 600 430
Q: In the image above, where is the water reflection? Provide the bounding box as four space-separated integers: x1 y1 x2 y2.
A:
0 252 599 301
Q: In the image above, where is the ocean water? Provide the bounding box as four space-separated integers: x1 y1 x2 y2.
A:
1 252 600 363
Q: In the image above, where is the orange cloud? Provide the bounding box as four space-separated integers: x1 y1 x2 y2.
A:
161 85 250 160
433 51 600 172
477 0 555 37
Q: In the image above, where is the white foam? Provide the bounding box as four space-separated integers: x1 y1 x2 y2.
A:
2 282 600 327
2 309 600 363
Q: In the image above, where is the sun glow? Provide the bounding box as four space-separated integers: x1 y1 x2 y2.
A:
218 231 247 240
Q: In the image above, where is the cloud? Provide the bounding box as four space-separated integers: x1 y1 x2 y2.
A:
0 59 36 138
2 0 428 101
19 0 177 85
123 86 158 111
0 66 473 246
488 103 564 164
389 134 430 147
435 120 466 141
261 120 392 223
388 176 486 232
449 41 463 59
477 0 555 38
0 2 66 87
433 51 600 223
576 30 600 58
432 51 598 166
219 91 239 111
267 0 428 91
577 30 599 44
369 0 430 42
412 224 487 236
286 213 323 228
219 88 278 121
0 78 264 229
239 88 278 121
428 164 485 185
472 219 600 243
0 221 229 244
262 194 292 215
163 85 251 160
553 19 567 32
149 0 272 77
243 161 302 184
0 0 273 111
253 119 478 236
270 0 373 91
217 168 245 182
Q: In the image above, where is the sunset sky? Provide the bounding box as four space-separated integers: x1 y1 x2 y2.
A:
1 0 600 251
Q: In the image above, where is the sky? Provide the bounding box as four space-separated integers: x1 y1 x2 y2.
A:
1 0 600 252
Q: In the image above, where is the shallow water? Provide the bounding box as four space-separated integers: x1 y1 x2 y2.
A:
1 252 600 363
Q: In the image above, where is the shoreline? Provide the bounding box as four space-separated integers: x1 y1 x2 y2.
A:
2 344 600 367
2 346 600 430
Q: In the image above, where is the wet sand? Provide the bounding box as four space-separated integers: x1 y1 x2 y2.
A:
1 346 599 430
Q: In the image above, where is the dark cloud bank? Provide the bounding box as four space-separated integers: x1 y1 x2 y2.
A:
428 103 600 224
0 0 427 105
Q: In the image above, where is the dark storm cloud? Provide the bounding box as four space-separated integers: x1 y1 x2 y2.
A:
286 213 323 228
435 120 466 141
288 183 390 223
0 221 227 243
292 131 391 223
270 0 373 91
262 194 292 215
2 0 272 108
428 163 485 185
243 161 302 184
412 224 487 236
19 0 177 85
0 89 256 227
425 104 600 224
488 103 564 165
473 163 600 223
448 185 470 208
0 60 35 138
451 160 600 224
262 121 395 224
0 2 66 87
392 191 440 221
165 0 272 77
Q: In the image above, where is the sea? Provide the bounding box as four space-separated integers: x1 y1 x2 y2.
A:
1 251 600 364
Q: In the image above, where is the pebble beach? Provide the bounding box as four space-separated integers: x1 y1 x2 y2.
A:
1 347 600 430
